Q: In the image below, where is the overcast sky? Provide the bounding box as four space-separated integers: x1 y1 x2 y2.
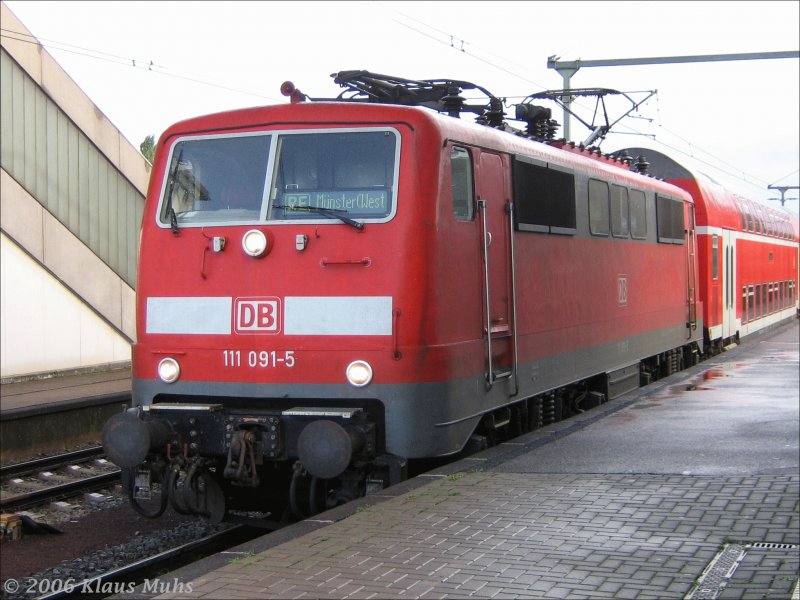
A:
4 0 799 212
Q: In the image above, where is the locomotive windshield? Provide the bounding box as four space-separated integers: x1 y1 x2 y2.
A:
159 128 399 228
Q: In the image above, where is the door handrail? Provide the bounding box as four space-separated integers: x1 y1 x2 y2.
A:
478 199 495 388
506 200 519 396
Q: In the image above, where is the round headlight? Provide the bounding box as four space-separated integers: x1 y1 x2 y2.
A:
242 229 268 257
346 360 373 387
158 357 181 384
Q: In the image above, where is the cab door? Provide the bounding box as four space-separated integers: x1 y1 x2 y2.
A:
475 151 517 391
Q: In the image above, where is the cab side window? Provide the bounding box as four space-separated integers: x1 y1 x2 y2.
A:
589 179 610 236
451 147 475 221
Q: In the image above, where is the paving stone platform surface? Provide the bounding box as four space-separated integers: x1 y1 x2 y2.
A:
153 320 799 599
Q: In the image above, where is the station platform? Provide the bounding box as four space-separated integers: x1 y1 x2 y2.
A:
0 364 131 459
144 319 799 600
0 363 131 415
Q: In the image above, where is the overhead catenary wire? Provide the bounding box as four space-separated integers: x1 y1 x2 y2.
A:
382 9 797 201
2 14 796 203
771 169 799 186
0 28 282 103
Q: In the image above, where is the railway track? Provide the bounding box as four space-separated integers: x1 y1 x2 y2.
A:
0 446 121 513
0 446 107 478
32 523 272 599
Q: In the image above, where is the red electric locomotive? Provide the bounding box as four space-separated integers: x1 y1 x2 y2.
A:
618 148 799 352
104 72 724 522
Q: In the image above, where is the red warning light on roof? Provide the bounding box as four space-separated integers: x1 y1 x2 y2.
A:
280 81 306 103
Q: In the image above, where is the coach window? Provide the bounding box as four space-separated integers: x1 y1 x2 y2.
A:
764 284 770 315
656 195 684 244
451 147 474 221
589 179 610 236
742 287 748 323
712 235 719 280
765 283 770 314
513 157 576 234
629 190 647 239
610 184 629 237
774 283 779 312
764 283 775 315
547 165 577 234
754 284 761 318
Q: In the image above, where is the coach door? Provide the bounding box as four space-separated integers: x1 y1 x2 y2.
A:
721 229 737 339
476 151 518 393
685 203 698 336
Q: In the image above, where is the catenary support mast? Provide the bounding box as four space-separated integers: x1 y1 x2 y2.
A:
547 51 800 141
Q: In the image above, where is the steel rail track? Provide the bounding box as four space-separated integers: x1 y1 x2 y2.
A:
0 471 121 512
35 524 271 600
1 447 119 512
0 446 106 479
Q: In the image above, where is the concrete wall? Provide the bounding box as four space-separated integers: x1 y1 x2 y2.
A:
1 2 149 378
1 232 132 375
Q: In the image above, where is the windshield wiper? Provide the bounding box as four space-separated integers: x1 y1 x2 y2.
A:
271 203 364 230
168 207 179 234
165 148 184 235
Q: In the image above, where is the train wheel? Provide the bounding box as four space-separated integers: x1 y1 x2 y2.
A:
196 472 227 525
179 466 227 524
166 465 194 515
127 467 168 519
289 463 334 519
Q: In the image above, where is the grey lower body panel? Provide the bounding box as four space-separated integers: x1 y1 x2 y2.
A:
133 323 701 460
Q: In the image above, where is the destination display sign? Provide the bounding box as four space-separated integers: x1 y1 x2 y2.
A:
282 190 389 216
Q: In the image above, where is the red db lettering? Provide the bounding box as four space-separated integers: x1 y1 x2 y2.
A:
258 303 274 328
234 298 280 334
240 304 256 328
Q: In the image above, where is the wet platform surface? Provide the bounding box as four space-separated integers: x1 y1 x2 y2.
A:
146 320 798 599
0 365 130 415
0 366 131 459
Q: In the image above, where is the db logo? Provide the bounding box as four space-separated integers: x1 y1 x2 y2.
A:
234 297 280 334
618 276 628 306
